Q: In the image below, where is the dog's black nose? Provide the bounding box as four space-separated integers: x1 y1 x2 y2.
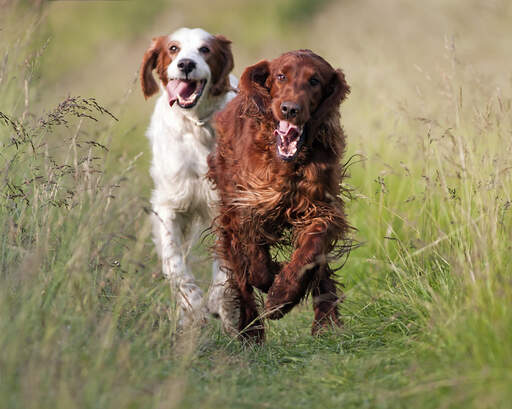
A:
280 101 301 119
177 59 196 75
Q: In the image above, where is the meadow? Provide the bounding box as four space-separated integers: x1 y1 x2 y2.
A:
1 0 511 408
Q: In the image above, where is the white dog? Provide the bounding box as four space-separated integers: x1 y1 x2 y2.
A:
140 28 237 327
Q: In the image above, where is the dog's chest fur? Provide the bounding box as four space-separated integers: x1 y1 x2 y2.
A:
148 94 218 214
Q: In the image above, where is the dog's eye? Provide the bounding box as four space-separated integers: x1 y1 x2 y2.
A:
277 73 286 82
309 77 320 86
169 45 179 53
199 46 210 54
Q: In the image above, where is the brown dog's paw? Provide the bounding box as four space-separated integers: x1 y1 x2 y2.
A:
237 303 266 343
220 288 266 343
264 275 303 320
264 301 288 320
238 317 265 344
311 307 342 336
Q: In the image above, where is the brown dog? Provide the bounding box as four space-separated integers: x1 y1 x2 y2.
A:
208 50 351 342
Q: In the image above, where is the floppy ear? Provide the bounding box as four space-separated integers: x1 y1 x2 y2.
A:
209 35 234 96
239 60 271 114
140 37 164 99
314 69 350 121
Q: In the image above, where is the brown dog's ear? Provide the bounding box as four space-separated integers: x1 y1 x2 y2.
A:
314 69 350 121
209 35 234 96
140 37 164 99
239 60 271 114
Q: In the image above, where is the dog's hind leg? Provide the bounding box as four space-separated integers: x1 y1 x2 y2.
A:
311 266 342 335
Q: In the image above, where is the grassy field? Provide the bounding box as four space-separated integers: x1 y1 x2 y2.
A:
1 0 511 408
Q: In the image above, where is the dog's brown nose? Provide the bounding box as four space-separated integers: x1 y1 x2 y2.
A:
177 59 196 75
280 101 300 119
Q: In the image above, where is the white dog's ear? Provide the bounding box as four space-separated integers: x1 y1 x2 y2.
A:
140 37 165 99
209 35 234 96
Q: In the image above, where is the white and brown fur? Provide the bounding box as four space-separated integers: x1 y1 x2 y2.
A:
140 27 237 327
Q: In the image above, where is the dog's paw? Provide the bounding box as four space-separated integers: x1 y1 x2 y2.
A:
217 284 241 338
238 318 265 344
264 276 301 320
311 304 342 336
311 315 342 336
179 306 209 330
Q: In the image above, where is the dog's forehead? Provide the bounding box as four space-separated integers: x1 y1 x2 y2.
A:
273 54 332 79
169 27 213 48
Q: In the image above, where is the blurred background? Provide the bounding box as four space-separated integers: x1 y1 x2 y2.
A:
2 0 511 170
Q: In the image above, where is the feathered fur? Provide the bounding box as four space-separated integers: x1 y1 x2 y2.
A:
208 50 352 341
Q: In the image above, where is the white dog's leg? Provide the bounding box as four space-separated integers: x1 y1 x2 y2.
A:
207 259 225 316
153 204 207 328
207 259 240 336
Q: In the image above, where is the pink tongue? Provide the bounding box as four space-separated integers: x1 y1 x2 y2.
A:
274 120 299 141
166 80 196 106
278 120 293 134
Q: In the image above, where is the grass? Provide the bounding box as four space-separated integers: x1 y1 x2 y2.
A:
1 0 512 408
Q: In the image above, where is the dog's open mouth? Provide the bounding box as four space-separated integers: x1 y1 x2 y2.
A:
166 79 207 109
274 120 305 161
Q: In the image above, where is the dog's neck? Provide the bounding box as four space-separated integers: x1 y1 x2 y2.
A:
175 90 224 127
181 102 217 127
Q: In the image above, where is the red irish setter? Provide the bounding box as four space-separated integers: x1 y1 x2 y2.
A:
208 50 351 342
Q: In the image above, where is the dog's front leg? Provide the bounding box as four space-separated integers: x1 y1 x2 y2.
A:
215 227 265 342
265 222 329 319
247 243 279 293
153 205 206 327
